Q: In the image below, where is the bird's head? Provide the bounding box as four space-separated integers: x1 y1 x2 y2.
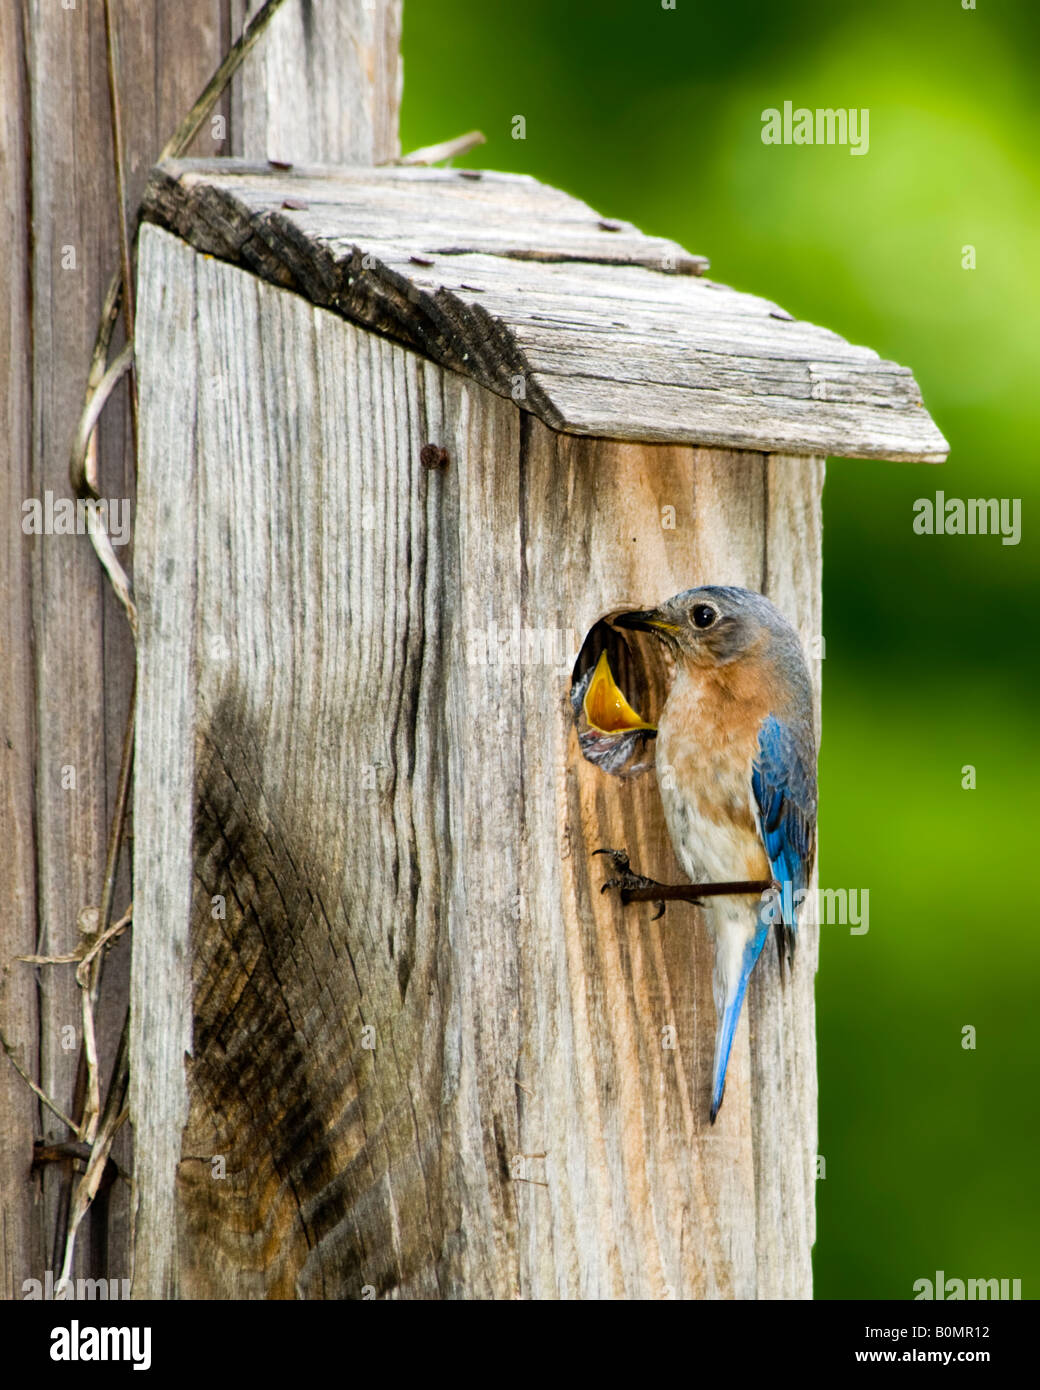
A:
614 586 789 669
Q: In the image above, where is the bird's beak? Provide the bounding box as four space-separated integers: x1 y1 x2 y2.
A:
613 607 682 637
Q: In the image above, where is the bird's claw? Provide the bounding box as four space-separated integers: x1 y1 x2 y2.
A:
594 846 650 891
594 847 667 920
593 846 634 877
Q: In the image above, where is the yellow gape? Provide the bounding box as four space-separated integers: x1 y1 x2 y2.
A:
582 650 656 735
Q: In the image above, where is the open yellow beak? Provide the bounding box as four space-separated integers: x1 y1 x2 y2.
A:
583 650 656 735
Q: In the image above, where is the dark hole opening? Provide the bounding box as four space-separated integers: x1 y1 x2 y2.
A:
570 612 674 779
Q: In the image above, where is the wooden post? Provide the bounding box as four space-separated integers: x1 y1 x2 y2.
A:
0 0 38 1295
1 0 231 1300
233 0 401 164
130 163 943 1297
1 0 400 1299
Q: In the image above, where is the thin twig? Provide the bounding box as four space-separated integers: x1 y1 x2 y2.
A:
77 905 132 1146
68 344 138 635
86 501 138 637
392 129 486 166
102 0 138 463
73 905 132 1147
159 0 292 162
60 1104 129 1287
93 683 136 978
79 973 101 1146
36 1140 92 1165
77 905 133 986
16 948 83 966
619 879 773 905
60 1012 130 1284
70 343 133 500
74 273 124 490
13 903 131 1153
0 1027 80 1134
33 1142 131 1188
51 686 135 1265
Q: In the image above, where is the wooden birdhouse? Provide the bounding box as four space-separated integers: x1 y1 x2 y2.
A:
132 159 946 1299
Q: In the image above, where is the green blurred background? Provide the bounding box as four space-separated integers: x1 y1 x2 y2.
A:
402 0 1039 1298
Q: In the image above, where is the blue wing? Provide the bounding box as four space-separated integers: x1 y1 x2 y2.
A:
751 714 817 966
710 714 817 1121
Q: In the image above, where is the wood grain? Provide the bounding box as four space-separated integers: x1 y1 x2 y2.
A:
139 158 947 462
134 224 822 1297
132 237 200 1301
0 0 40 1298
2 0 402 1300
1 0 239 1298
232 0 401 165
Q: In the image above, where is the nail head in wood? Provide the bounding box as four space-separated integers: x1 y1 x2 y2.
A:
420 444 449 469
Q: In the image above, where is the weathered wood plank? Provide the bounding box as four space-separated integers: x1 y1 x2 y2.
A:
753 453 825 1298
0 0 40 1299
136 224 529 1297
233 0 401 164
131 238 200 1302
3 0 400 1299
144 160 707 274
5 0 241 1296
135 225 820 1298
139 158 948 462
26 0 132 1285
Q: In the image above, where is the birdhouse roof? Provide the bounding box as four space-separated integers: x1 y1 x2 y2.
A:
142 159 947 463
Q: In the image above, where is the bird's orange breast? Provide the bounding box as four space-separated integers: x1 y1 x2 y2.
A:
656 660 774 882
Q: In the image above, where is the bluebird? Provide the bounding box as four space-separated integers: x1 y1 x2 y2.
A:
598 586 817 1123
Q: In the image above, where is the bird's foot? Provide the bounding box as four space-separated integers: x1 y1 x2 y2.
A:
594 848 673 920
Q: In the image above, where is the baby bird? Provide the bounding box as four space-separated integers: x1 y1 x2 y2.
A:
606 586 817 1122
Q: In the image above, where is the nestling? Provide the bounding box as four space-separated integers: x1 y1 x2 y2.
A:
599 586 817 1122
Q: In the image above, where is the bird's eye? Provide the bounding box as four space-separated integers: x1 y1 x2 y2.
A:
692 604 717 629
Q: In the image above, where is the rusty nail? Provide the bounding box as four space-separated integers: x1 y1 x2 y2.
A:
420 444 449 469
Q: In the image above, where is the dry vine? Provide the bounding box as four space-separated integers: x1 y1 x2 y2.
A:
3 0 485 1287
5 0 296 1290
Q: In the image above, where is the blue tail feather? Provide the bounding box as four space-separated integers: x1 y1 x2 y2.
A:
710 920 770 1123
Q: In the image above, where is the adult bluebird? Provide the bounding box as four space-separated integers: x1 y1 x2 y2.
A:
602 586 817 1123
